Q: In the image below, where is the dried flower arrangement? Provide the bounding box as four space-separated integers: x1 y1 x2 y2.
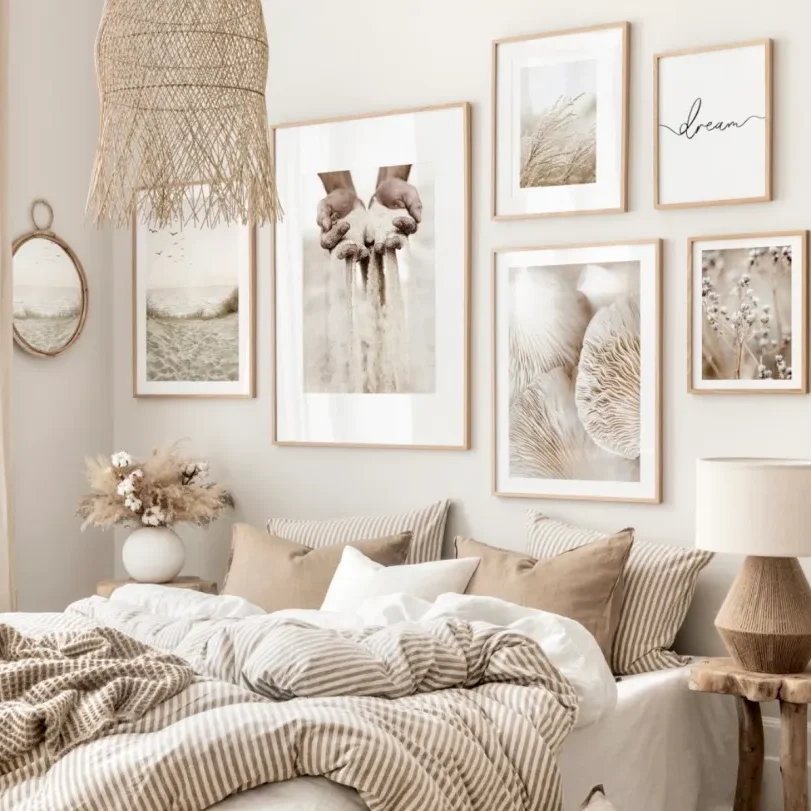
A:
701 246 792 381
77 445 233 530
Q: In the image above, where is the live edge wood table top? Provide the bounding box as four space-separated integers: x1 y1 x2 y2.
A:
690 657 811 811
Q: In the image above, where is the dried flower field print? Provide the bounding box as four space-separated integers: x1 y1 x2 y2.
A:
519 60 597 189
508 261 641 482
700 246 792 382
302 163 435 394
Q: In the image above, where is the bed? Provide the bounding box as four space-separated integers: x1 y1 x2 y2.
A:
213 665 737 811
0 587 736 811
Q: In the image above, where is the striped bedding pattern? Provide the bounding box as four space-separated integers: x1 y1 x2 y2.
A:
0 601 578 811
266 500 450 564
525 511 713 676
0 623 192 763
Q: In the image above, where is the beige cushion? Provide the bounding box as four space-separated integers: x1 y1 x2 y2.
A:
456 532 633 661
266 500 450 564
526 511 714 675
223 523 412 612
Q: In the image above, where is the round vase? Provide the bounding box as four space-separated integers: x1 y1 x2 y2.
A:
122 526 185 583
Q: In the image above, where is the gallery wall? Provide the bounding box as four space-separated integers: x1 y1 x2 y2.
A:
109 0 811 658
10 0 113 610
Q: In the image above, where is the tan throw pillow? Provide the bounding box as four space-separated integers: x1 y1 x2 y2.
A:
456 532 633 661
525 511 714 675
223 524 412 612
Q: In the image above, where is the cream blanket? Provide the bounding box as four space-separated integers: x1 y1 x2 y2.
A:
0 623 192 765
0 597 588 811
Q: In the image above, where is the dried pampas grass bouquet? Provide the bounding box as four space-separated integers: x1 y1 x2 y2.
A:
77 444 233 531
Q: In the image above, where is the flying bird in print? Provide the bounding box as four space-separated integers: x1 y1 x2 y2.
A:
170 231 179 237
149 228 158 234
156 251 163 256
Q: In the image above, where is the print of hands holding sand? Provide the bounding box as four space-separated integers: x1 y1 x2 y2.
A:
316 166 422 262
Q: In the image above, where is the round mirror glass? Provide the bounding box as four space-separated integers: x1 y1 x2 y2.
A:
12 232 87 357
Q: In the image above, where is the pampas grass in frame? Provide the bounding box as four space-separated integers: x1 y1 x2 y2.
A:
492 241 661 503
492 22 629 219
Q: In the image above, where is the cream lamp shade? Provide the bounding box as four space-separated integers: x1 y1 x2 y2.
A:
696 458 811 558
696 457 811 674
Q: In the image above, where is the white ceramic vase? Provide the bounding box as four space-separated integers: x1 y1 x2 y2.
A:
122 526 185 583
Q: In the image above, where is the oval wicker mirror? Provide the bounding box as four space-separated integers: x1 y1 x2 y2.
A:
12 200 88 358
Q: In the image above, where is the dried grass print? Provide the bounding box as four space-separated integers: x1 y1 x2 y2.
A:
519 61 597 189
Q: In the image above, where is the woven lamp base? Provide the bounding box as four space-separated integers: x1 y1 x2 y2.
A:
716 556 811 674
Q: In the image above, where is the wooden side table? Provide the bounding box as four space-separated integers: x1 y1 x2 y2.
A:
96 576 217 599
690 657 811 811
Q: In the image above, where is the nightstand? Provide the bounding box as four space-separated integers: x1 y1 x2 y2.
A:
96 576 217 599
690 657 811 811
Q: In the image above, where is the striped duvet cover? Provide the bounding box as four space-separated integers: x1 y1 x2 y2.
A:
0 590 606 811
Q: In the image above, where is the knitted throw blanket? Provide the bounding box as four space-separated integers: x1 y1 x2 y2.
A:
0 623 193 765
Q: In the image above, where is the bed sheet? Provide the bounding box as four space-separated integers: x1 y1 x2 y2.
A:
213 664 737 811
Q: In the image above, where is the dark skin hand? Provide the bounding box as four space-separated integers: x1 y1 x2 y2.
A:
316 166 422 256
372 176 423 226
317 189 364 251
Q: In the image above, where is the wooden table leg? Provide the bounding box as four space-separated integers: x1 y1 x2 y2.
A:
735 697 764 811
780 701 809 811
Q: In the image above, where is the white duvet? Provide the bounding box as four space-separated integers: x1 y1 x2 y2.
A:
108 583 617 728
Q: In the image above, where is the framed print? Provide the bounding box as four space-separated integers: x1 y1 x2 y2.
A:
493 240 661 502
492 22 629 220
655 40 772 208
688 231 807 394
273 102 470 449
133 185 256 398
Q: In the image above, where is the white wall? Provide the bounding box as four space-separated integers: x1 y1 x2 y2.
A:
108 0 811 660
10 0 113 610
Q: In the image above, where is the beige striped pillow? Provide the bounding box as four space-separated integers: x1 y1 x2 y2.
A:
266 500 450 564
525 511 713 675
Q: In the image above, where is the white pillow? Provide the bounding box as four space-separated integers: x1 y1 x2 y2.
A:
321 546 480 613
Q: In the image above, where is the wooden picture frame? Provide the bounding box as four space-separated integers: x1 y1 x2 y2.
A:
132 199 257 399
492 239 662 503
491 21 630 220
688 231 807 394
654 40 773 209
272 102 471 449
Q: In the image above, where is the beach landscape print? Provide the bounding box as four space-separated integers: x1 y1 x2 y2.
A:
134 189 255 397
690 232 807 393
493 22 628 218
302 162 435 395
494 242 660 502
520 60 597 189
13 235 86 357
274 103 469 448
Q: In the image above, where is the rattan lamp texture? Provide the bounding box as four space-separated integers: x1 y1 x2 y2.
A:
86 0 282 230
696 458 811 674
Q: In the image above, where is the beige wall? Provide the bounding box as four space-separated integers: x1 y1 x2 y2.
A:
106 0 811 659
10 0 113 610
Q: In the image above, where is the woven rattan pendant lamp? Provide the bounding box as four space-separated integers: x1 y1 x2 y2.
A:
86 0 281 229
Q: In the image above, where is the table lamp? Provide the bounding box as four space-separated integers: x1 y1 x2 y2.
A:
696 458 811 675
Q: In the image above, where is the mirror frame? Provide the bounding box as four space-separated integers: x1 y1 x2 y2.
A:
12 229 88 359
